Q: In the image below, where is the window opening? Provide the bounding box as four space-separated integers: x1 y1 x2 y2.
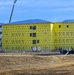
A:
37 40 39 43
67 25 69 28
33 33 36 37
30 33 36 37
32 40 36 44
30 26 36 30
59 25 61 28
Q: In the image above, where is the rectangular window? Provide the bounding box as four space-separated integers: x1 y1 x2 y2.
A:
30 26 36 30
33 26 36 30
32 40 36 44
33 33 36 37
32 40 40 44
66 25 69 28
30 26 32 29
30 33 36 37
37 40 39 43
59 25 61 28
30 33 32 37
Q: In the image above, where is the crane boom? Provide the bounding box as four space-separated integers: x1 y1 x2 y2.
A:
9 0 17 23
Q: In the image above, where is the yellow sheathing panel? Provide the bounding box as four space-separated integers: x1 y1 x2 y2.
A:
53 22 74 50
2 23 53 52
2 22 74 52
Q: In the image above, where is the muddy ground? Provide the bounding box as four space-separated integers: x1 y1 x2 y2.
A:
0 53 74 75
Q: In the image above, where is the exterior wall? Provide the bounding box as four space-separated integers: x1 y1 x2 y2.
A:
2 22 74 52
2 23 54 52
53 22 74 50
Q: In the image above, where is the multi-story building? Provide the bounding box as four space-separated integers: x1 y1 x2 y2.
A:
2 22 54 52
2 22 74 53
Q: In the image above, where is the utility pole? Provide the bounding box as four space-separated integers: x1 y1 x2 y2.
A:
9 0 17 23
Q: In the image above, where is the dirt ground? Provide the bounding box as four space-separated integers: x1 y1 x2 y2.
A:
0 53 74 75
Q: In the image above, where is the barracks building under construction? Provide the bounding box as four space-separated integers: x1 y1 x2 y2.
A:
2 22 74 53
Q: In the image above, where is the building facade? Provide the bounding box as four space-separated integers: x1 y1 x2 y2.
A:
2 22 74 52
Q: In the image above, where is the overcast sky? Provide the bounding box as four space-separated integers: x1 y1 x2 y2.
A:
0 0 74 23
